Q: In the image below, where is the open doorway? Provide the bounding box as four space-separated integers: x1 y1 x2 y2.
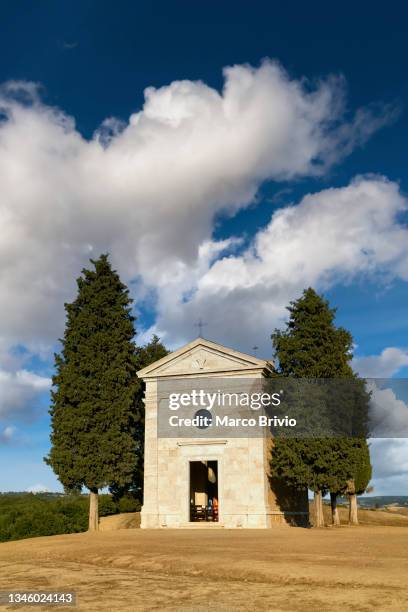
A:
189 460 218 522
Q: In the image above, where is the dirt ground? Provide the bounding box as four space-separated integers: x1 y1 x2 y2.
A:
1 518 408 612
99 512 141 531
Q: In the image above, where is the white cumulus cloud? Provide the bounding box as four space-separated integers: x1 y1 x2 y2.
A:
369 438 408 494
0 369 51 420
368 383 408 438
0 61 394 357
147 176 408 354
353 347 408 378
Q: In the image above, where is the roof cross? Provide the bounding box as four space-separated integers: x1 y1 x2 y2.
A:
195 318 208 337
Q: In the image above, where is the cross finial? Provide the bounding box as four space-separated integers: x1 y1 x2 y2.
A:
195 318 207 337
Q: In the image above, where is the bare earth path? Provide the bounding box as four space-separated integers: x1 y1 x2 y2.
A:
1 526 408 611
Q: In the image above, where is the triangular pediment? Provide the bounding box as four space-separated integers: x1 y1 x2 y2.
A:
137 338 273 379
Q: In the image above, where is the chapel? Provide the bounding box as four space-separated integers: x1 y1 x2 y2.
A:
137 337 308 528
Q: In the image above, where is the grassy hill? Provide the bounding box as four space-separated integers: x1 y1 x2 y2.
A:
356 496 408 508
1 493 407 543
318 504 408 527
0 492 140 543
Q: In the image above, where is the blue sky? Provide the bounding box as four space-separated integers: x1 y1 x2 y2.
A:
1 1 408 494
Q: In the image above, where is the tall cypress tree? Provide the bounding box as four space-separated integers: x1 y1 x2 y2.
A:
110 335 168 502
45 254 141 530
345 438 372 525
272 288 354 378
270 288 371 527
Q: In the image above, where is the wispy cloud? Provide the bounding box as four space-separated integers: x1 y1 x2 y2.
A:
59 40 78 50
0 425 16 445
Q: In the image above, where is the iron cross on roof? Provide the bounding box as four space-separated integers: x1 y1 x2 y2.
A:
194 318 208 337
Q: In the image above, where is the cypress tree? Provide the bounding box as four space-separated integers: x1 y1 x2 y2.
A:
322 379 371 525
136 334 169 370
45 254 141 530
272 288 354 378
346 438 372 525
110 335 168 502
270 288 371 527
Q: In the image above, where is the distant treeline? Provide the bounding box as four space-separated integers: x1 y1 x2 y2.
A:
0 493 140 542
356 496 408 508
322 496 408 508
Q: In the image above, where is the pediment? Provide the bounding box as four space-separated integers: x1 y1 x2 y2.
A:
137 338 273 379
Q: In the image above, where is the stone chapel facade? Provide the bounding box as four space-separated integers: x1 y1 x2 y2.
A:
137 337 308 528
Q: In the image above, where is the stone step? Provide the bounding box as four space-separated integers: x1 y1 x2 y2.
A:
178 522 225 528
